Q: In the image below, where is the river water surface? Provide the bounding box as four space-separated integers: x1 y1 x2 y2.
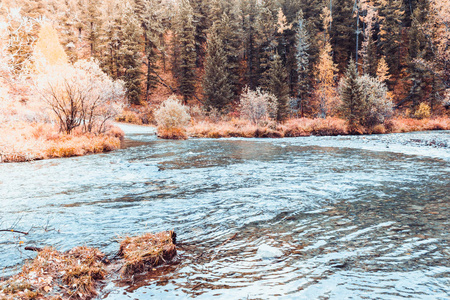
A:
1 125 449 299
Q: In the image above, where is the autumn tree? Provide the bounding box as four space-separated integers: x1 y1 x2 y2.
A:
314 7 337 118
34 23 68 73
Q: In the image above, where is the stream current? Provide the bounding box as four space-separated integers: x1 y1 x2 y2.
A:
1 125 449 299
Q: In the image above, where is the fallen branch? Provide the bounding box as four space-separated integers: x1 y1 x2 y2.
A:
24 246 43 252
0 229 29 235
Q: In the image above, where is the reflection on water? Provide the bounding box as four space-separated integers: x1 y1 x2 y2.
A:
1 132 449 299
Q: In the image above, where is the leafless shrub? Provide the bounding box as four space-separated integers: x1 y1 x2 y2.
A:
239 87 278 125
36 60 125 134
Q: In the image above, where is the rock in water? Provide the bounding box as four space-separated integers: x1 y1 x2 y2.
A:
256 244 283 259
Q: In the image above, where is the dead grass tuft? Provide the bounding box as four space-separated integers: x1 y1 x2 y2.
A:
0 247 106 300
118 231 177 276
388 117 450 133
157 127 188 140
189 117 349 138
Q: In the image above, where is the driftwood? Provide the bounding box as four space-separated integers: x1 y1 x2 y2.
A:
24 246 43 252
0 229 29 235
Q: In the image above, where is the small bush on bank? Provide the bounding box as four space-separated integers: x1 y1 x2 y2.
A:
154 96 190 139
357 74 393 127
239 87 278 125
414 103 431 119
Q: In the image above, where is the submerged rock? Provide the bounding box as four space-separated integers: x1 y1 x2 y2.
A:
256 244 283 259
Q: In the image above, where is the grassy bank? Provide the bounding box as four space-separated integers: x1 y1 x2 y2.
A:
0 122 124 163
187 117 450 139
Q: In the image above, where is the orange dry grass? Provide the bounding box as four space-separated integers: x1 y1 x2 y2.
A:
188 117 349 138
0 122 123 163
157 127 188 139
119 231 177 276
388 117 450 133
0 247 106 300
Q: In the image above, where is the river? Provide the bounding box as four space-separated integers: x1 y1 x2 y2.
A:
1 125 449 299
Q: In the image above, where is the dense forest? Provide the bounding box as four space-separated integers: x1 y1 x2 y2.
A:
0 0 449 151
1 0 449 113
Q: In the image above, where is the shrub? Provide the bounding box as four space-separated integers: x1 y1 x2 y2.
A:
239 87 278 125
154 96 190 139
357 74 393 127
37 59 125 134
414 102 431 119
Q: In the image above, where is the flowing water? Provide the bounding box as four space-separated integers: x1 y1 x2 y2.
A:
1 125 449 299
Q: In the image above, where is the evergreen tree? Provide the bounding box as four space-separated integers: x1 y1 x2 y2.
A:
203 22 234 112
407 0 432 110
120 6 143 105
136 0 166 101
256 0 278 87
241 0 260 89
172 0 197 104
217 12 242 98
190 0 209 68
339 59 366 129
85 2 102 58
264 52 290 122
329 0 355 72
376 0 405 77
295 9 311 117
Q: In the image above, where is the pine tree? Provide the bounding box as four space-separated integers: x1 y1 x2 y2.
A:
329 0 356 72
264 52 290 122
407 0 432 110
203 22 234 112
135 0 166 101
120 6 143 105
339 59 366 129
256 0 278 87
295 9 311 116
190 0 209 68
217 12 242 99
241 0 261 89
85 2 102 58
172 0 197 104
376 0 405 77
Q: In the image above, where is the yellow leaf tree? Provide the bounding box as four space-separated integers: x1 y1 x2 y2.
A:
34 23 68 73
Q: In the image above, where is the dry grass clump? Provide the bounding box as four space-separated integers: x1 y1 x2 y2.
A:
388 117 450 133
0 247 106 300
188 117 348 138
154 96 190 139
118 231 177 276
0 122 123 163
282 117 348 136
